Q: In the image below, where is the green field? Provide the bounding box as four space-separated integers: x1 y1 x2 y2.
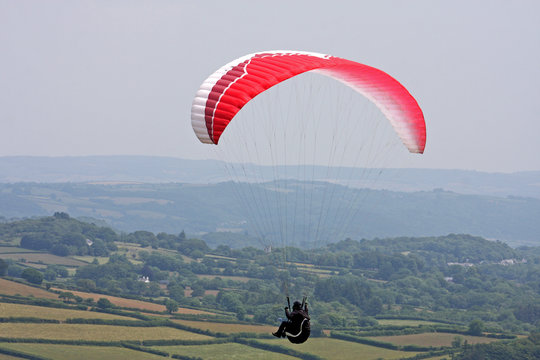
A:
296 266 333 275
0 238 19 246
258 337 421 360
0 247 37 254
0 252 87 266
0 343 167 360
154 342 299 360
20 262 48 269
50 288 215 315
0 323 213 341
0 350 24 360
0 278 59 299
204 254 237 261
196 274 252 282
114 242 184 263
0 302 132 321
376 319 447 326
71 256 110 264
172 319 275 334
368 332 497 347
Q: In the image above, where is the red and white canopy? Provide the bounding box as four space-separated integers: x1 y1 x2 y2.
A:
191 50 426 153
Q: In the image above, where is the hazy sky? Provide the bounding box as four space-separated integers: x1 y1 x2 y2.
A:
1 0 539 172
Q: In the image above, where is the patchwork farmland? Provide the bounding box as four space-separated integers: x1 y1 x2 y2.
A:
0 216 533 359
0 276 513 360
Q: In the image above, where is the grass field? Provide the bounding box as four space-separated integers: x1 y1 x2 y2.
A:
114 242 192 262
0 247 37 254
0 323 213 341
50 288 214 315
0 238 19 246
258 337 421 360
0 302 132 321
0 252 87 266
0 278 58 299
296 266 333 275
367 332 498 347
290 262 334 278
72 256 109 264
0 350 23 360
21 262 48 269
49 288 167 311
376 319 448 326
0 343 167 360
172 319 275 334
185 287 218 297
154 342 299 360
205 254 237 261
196 274 252 283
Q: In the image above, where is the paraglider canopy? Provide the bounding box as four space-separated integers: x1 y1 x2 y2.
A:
191 50 426 153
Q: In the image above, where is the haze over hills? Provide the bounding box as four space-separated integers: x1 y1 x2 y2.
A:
1 181 539 248
1 156 539 248
1 156 540 199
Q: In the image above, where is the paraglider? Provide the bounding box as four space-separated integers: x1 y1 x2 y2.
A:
191 50 426 344
273 297 310 344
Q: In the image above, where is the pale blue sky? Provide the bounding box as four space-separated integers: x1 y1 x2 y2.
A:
1 0 539 172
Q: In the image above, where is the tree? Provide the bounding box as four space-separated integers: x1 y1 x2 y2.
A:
168 285 186 303
97 298 113 309
514 303 540 324
53 212 70 219
21 268 43 285
468 319 484 336
59 291 76 303
61 233 87 252
141 264 154 280
44 269 57 281
452 336 464 348
216 291 245 317
365 297 383 316
191 250 205 259
90 239 109 257
190 283 205 297
165 299 179 314
76 279 97 292
51 243 70 256
145 282 161 297
84 298 95 306
56 266 69 278
0 259 7 276
20 234 53 251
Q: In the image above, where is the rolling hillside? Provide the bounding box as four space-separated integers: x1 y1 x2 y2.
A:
1 181 539 247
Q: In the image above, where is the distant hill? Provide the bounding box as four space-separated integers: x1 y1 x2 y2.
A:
0 211 117 256
1 156 540 198
0 181 538 248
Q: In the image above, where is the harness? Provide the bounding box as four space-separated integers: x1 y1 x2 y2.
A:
285 318 310 344
284 295 310 344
